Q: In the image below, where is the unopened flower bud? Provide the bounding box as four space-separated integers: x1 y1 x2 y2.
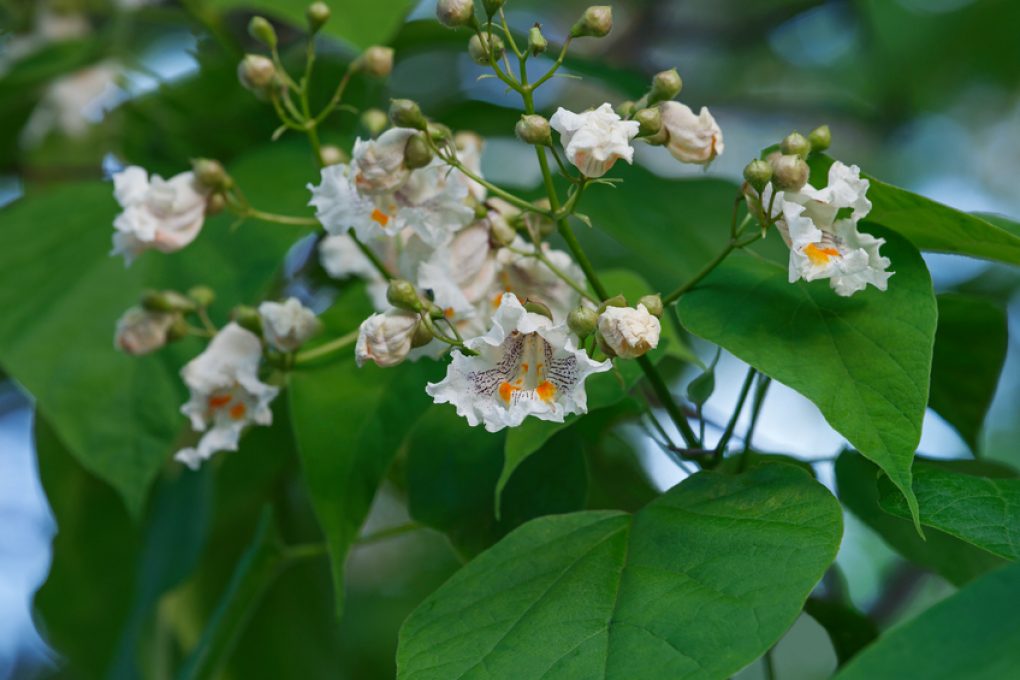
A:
205 193 226 215
743 159 772 193
248 16 277 48
387 278 422 311
238 54 276 92
187 285 216 308
528 25 548 56
568 306 598 338
192 158 229 191
634 107 662 138
468 32 505 64
482 0 506 17
436 0 474 27
489 213 517 247
320 144 347 166
427 121 453 143
808 124 831 152
142 289 195 313
306 2 331 32
259 298 322 352
115 307 176 355
232 305 263 336
648 68 683 105
361 108 389 137
515 114 552 146
598 294 627 313
616 100 636 118
598 304 661 359
356 311 419 367
389 98 427 130
637 294 663 317
771 153 809 191
166 316 190 343
359 46 394 78
780 131 811 159
404 134 433 169
410 320 433 348
523 299 553 319
571 6 613 38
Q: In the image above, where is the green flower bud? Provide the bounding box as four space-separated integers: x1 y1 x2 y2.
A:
387 279 422 311
187 285 216 308
515 114 552 146
306 2 331 32
232 305 263 336
205 193 226 215
360 108 389 136
359 45 394 78
571 5 613 39
482 0 506 17
780 131 811 159
468 32 505 65
389 98 428 130
404 134 433 169
427 121 453 143
410 320 433 348
743 159 773 193
648 68 682 105
808 124 831 152
597 294 627 313
248 16 277 48
528 25 548 56
192 158 230 191
436 0 474 28
320 144 348 166
166 316 190 343
523 299 553 320
142 290 195 313
771 154 809 191
637 294 663 317
634 107 662 138
568 306 599 338
237 54 276 93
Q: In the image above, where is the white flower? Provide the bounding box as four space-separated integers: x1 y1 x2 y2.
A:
659 101 723 165
351 127 416 194
492 243 585 322
114 307 175 355
550 103 639 178
426 294 611 432
597 304 660 358
309 162 402 241
258 298 322 352
21 62 120 144
356 310 421 367
396 161 476 247
111 166 208 265
778 162 893 297
175 323 278 469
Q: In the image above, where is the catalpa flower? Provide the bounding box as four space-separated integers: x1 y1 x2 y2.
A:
427 294 611 432
175 323 278 469
356 309 421 368
351 127 417 194
550 103 639 178
659 101 723 165
114 306 175 355
776 161 893 297
258 297 322 352
111 166 208 265
598 304 660 359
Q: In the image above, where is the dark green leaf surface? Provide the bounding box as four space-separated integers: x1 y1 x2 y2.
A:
398 464 842 680
835 453 1004 586
929 293 1007 452
678 227 935 528
834 561 1020 680
878 462 1020 560
288 290 443 614
803 597 879 667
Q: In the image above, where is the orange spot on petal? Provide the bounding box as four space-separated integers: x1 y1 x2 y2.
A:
371 209 390 226
536 381 556 402
229 403 247 420
498 381 519 404
804 243 840 266
208 394 232 410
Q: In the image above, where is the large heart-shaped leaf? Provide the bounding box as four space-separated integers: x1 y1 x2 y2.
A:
397 463 842 680
878 461 1020 560
835 452 1004 586
288 289 443 615
834 561 1020 680
678 226 935 527
929 293 1007 453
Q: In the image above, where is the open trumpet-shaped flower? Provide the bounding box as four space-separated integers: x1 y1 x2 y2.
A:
427 294 611 432
776 161 893 297
660 101 724 165
550 103 639 178
175 323 278 469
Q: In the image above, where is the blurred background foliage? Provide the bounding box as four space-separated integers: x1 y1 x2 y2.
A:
1 0 1019 679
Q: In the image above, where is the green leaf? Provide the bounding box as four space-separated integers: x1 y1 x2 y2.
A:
810 155 1020 265
678 226 935 529
833 561 1020 680
208 0 415 48
0 143 310 516
288 290 443 615
835 452 1004 586
397 463 842 680
929 293 1007 452
803 597 879 667
878 462 1020 560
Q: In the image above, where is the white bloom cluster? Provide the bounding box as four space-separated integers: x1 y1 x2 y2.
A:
770 161 893 297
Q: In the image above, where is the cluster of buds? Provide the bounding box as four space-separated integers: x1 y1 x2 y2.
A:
743 125 832 221
115 287 214 355
568 293 663 360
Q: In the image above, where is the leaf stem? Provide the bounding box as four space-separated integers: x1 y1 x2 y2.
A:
637 355 700 449
737 376 771 472
713 366 757 464
348 229 395 281
662 232 761 306
294 329 359 365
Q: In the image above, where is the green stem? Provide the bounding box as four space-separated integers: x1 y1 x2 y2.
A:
356 521 424 546
294 329 358 365
245 208 319 227
662 232 761 305
764 647 777 680
637 355 700 449
312 65 355 125
348 229 394 281
713 367 757 464
529 37 573 91
737 376 771 472
441 153 548 217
